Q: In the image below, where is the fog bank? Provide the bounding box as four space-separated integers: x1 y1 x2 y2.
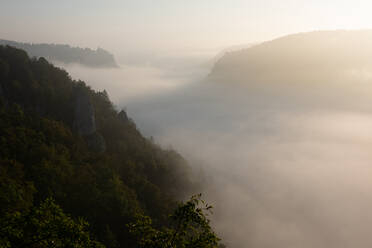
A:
60 48 372 248
127 81 372 248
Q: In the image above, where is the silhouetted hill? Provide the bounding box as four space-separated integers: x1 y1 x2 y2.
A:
0 39 118 68
209 30 372 85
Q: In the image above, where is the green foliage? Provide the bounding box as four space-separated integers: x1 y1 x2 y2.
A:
0 45 198 247
0 198 105 248
0 159 35 213
128 194 220 248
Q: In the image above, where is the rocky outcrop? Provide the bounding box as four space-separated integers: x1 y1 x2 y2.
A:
118 110 129 122
73 88 106 153
85 132 106 153
73 89 96 136
0 83 7 106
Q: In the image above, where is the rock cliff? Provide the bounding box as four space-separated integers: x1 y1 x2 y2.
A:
73 89 96 136
73 88 106 153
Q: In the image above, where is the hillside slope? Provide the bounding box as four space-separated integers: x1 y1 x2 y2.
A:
210 30 372 85
0 45 194 247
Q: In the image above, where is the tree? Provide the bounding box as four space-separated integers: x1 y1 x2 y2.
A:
0 45 197 247
0 198 104 248
128 194 220 248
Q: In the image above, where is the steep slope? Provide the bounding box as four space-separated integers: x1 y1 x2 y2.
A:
0 45 194 247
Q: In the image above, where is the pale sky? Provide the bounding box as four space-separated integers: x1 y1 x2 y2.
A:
1 0 372 53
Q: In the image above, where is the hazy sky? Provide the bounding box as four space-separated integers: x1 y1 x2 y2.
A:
1 0 372 53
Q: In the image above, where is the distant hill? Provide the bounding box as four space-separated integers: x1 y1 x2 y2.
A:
0 39 118 68
203 43 257 69
209 30 372 85
212 43 257 63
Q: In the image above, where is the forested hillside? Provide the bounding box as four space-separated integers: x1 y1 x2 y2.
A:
0 46 218 247
210 30 372 85
0 40 118 68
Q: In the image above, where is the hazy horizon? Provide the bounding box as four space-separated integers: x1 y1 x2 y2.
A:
3 0 372 57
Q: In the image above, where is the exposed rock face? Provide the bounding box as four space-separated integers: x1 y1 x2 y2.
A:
73 88 106 153
85 132 106 153
118 110 129 122
0 83 6 106
73 89 96 136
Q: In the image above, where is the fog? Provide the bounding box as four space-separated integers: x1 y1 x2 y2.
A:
59 37 372 248
4 0 372 247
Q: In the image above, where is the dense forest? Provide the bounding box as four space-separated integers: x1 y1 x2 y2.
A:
0 40 118 68
0 45 221 248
